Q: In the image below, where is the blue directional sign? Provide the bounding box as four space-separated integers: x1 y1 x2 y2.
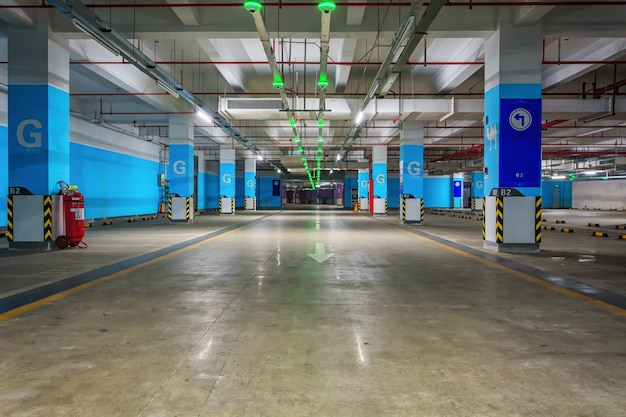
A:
453 179 462 197
272 179 281 196
499 99 541 188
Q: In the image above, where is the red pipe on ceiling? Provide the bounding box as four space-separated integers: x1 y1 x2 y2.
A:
68 59 626 66
5 1 624 8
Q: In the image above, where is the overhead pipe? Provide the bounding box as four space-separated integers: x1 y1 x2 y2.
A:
47 0 288 169
243 1 300 144
244 2 288 101
70 59 485 66
338 0 445 160
8 1 626 8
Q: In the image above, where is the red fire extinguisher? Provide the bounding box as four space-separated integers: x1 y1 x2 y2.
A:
56 184 88 249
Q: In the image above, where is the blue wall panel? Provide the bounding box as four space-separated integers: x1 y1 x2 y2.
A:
0 125 7 227
424 177 453 208
258 177 281 208
542 181 572 208
344 177 357 208
236 177 245 208
70 143 160 219
198 172 219 210
387 177 400 209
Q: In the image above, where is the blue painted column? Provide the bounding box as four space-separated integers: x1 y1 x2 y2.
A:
167 115 194 222
372 146 387 215
220 147 236 214
8 26 70 195
399 121 424 222
0 39 6 228
7 26 70 249
357 168 369 211
167 115 194 198
471 172 485 210
483 20 542 252
244 159 256 210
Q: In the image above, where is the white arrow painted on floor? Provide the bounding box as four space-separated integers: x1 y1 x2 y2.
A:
308 243 335 263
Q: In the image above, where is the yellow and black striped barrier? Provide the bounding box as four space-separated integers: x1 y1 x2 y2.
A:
43 196 52 241
103 220 113 226
615 225 626 230
495 197 503 243
7 196 13 242
168 198 173 220
618 234 626 240
592 231 608 237
545 225 556 231
420 200 425 221
481 197 485 240
128 218 136 223
560 227 574 233
588 223 600 227
556 219 566 224
535 197 542 243
186 198 191 221
230 198 235 214
385 198 388 214
400 198 406 221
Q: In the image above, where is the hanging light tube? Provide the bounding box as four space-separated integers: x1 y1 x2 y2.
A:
71 18 120 57
156 80 180 99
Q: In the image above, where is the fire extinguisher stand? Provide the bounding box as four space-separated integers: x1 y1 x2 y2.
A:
55 182 88 249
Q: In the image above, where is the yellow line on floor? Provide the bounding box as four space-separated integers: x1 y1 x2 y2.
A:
398 228 626 318
0 216 274 323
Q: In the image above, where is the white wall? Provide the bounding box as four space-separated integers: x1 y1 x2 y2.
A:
573 179 626 209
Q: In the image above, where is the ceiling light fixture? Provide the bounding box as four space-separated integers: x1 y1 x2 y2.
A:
318 1 336 13
244 1 263 13
71 18 120 57
196 109 212 124
156 80 180 98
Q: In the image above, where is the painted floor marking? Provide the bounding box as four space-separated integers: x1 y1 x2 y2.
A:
393 223 626 318
0 213 277 322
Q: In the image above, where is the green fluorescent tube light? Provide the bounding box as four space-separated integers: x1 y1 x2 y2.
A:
318 135 323 142
318 1 336 12
244 1 262 12
317 80 328 88
273 79 284 89
318 119 324 127
294 135 301 142
289 118 296 127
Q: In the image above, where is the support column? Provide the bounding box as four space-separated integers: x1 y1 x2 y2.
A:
167 115 194 222
244 159 257 211
372 146 387 215
399 121 424 223
471 172 485 211
357 167 369 211
335 183 344 207
220 147 236 214
483 19 542 252
8 25 70 250
1 58 7 230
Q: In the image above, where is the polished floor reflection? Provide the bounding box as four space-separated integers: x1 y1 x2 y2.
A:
1 210 625 416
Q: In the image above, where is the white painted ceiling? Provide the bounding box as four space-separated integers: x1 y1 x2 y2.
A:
2 0 626 176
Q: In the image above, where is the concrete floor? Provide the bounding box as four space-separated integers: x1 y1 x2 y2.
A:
1 209 625 416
